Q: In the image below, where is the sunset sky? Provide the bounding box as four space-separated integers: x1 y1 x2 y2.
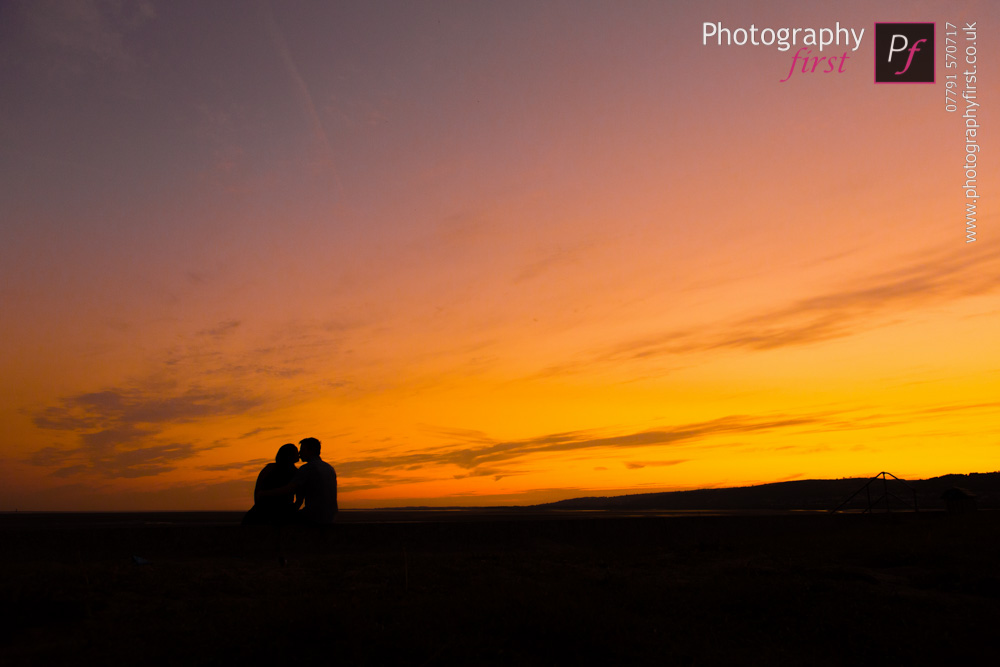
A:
1 0 996 511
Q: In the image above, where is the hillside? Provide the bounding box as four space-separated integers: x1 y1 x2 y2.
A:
534 472 1000 511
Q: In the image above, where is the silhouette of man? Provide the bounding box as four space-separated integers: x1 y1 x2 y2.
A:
292 437 338 524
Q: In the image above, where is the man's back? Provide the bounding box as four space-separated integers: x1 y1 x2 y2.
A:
297 457 338 524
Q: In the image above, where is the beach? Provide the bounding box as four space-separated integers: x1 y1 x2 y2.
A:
1 510 997 665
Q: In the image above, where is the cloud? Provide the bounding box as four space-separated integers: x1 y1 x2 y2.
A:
28 386 261 479
624 460 687 470
452 467 528 482
334 396 1000 490
198 320 241 339
79 425 156 451
919 401 1000 416
199 458 272 472
419 425 495 445
108 443 198 478
442 414 825 470
237 426 283 440
33 388 260 432
50 464 89 478
258 0 338 180
513 243 591 285
22 312 366 482
336 411 832 482
158 317 366 388
583 244 1000 367
37 441 198 479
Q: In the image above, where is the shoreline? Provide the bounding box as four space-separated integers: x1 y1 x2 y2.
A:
0 506 954 529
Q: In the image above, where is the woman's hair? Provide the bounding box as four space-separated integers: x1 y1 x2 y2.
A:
275 443 300 466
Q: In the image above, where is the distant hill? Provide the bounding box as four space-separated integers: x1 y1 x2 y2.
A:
533 472 1000 511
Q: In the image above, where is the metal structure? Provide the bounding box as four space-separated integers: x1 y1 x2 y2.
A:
830 471 919 513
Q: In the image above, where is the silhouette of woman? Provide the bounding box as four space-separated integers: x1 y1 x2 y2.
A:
242 443 301 526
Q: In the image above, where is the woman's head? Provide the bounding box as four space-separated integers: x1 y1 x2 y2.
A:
275 443 300 466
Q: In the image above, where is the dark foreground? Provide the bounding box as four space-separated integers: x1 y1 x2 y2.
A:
2 511 997 666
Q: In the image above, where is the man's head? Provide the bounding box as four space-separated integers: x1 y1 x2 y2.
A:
299 437 321 461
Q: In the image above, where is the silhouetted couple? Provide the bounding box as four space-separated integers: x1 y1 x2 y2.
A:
242 437 338 526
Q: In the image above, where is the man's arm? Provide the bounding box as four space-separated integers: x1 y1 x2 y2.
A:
258 478 300 497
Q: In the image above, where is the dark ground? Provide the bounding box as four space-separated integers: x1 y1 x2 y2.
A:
1 510 998 666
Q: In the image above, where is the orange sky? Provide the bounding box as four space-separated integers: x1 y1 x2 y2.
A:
1 1 996 510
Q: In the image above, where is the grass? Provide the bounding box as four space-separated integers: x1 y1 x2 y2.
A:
1 511 997 666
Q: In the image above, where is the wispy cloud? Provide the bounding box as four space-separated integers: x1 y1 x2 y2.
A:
452 467 529 482
553 244 1000 373
237 426 284 440
198 320 241 339
336 396 1000 489
199 458 272 472
33 388 259 432
623 460 687 470
30 441 199 479
258 0 338 180
512 242 593 285
336 412 832 483
28 386 261 478
21 311 374 481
